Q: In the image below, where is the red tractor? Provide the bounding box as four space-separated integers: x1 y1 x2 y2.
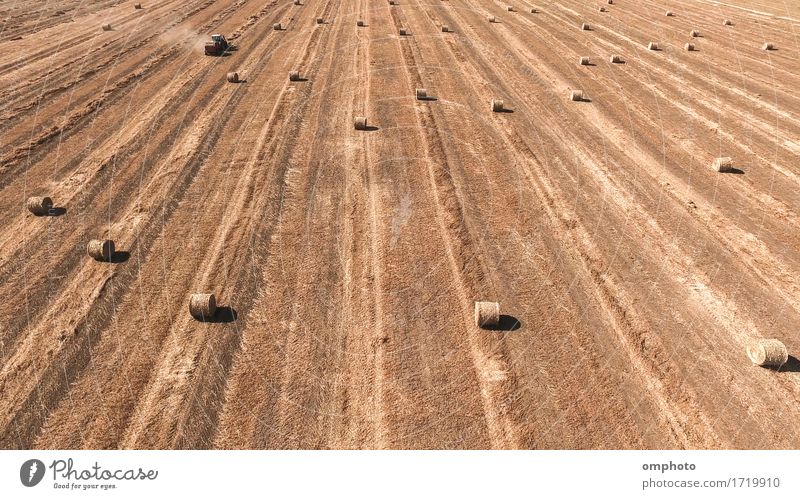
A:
204 34 230 56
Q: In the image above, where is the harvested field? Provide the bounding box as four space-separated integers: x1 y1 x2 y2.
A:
1 0 799 450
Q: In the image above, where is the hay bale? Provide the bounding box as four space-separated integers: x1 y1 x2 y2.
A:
648 41 658 50
87 239 115 262
665 11 673 16
389 0 396 4
354 116 368 130
581 23 590 30
189 293 217 321
723 19 732 26
491 99 504 112
316 17 323 24
289 71 301 81
101 23 112 31
690 29 700 37
226 72 239 83
607 0 613 4
599 7 606 12
399 28 408 36
530 8 538 13
357 20 365 27
488 16 496 23
26 196 53 215
747 339 788 368
273 23 282 30
134 3 142 9
441 25 450 32
763 42 774 50
294 0 301 4
712 157 733 172
610 54 622 63
685 43 695 51
570 90 584 101
579 56 589 65
474 301 500 328
507 6 514 11
416 88 427 100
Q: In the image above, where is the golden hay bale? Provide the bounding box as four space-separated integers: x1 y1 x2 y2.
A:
685 43 695 51
189 293 217 321
134 3 142 8
26 196 53 215
491 99 504 112
416 88 427 100
579 56 589 65
581 23 590 30
763 42 774 50
690 29 700 37
354 116 368 130
599 7 606 12
101 23 112 31
712 157 733 172
316 17 324 24
488 15 497 23
357 20 365 27
389 0 395 4
273 23 282 30
610 54 622 63
607 0 613 3
665 10 673 16
530 8 538 13
87 239 115 261
226 72 239 83
475 301 500 328
294 0 301 4
289 71 301 81
723 19 732 26
571 90 584 101
507 6 515 11
648 41 658 50
399 28 408 35
441 25 450 32
747 339 788 368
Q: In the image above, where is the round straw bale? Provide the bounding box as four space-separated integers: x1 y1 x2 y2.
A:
685 43 695 51
354 116 368 130
491 99 504 112
747 339 788 368
416 88 427 100
357 20 365 27
488 16 496 23
599 7 606 12
294 0 301 4
26 196 53 215
762 42 774 50
665 11 673 16
273 23 282 30
581 23 590 30
87 239 115 261
723 19 732 26
607 0 613 3
690 29 700 37
530 8 538 13
648 41 658 50
507 6 514 11
399 28 407 35
316 17 324 24
570 90 583 101
389 0 396 4
610 54 622 63
579 56 589 65
189 293 217 321
474 301 500 328
226 72 239 83
289 71 301 81
441 25 449 32
712 157 733 172
134 3 142 9
102 23 112 31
